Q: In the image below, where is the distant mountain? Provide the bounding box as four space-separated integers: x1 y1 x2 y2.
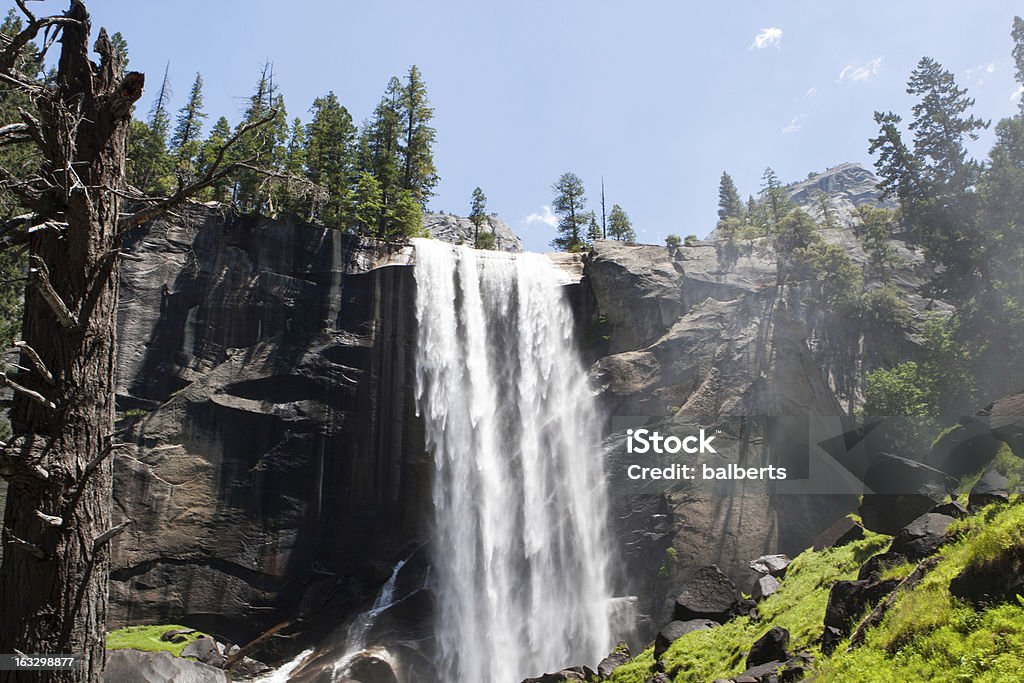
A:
786 162 896 227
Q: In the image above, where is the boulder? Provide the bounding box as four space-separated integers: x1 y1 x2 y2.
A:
732 659 785 683
672 565 740 623
949 546 1024 607
753 574 781 601
597 642 631 679
812 516 863 550
521 666 595 682
929 500 969 519
643 674 671 683
654 619 718 659
345 652 400 683
889 513 956 560
104 649 226 683
160 627 197 643
987 392 1024 456
822 578 899 653
859 454 956 535
747 626 790 668
749 554 792 577
180 636 225 668
857 552 907 581
969 470 1010 509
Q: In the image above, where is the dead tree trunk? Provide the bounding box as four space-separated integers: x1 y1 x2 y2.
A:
0 2 142 681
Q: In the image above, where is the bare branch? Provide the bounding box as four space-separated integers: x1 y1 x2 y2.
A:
34 510 63 527
2 527 46 560
0 123 29 139
14 0 37 24
28 255 78 328
0 14 80 75
0 373 55 409
92 519 132 552
118 110 284 232
14 341 55 385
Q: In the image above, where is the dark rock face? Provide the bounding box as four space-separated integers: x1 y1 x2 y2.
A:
653 619 717 659
180 636 225 668
104 649 226 683
888 513 956 561
822 578 899 653
987 392 1024 456
747 626 790 668
930 501 969 519
949 546 1024 607
969 470 1010 509
859 454 955 535
672 566 740 623
110 207 431 663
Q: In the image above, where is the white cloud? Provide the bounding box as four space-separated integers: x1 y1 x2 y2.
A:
966 62 996 84
1011 85 1024 102
804 87 817 98
838 57 883 82
750 27 782 50
523 206 558 228
782 114 806 134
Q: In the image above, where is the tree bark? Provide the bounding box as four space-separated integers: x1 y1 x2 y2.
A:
0 2 142 681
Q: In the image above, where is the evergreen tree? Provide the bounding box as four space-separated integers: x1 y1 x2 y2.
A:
110 31 129 67
607 204 635 242
128 62 173 193
170 72 206 181
232 63 288 212
306 92 356 227
278 116 309 217
352 171 384 234
717 172 743 222
1014 16 1024 114
855 205 899 278
360 77 404 234
586 211 602 244
198 116 233 203
387 189 424 239
400 65 438 208
550 172 588 252
469 187 488 246
759 167 787 230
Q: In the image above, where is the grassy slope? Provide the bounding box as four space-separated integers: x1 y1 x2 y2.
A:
610 492 1024 682
106 624 206 657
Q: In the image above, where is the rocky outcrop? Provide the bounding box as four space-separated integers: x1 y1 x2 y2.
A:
104 649 226 683
422 212 522 252
785 163 895 227
111 206 431 666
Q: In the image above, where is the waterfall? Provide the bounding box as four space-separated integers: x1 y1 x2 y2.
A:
413 239 614 683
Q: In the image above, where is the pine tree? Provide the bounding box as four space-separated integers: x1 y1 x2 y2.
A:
469 187 488 246
360 77 403 234
387 189 423 239
717 172 743 222
170 72 206 181
278 117 308 217
352 171 383 235
198 116 232 203
128 62 173 194
400 65 438 208
608 204 635 242
586 211 602 244
759 167 787 230
550 172 588 252
1014 16 1024 115
232 63 288 212
306 92 356 228
600 177 607 239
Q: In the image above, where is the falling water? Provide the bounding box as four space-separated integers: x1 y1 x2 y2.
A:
413 239 614 683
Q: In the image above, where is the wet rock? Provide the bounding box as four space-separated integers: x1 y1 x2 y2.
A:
749 554 792 577
753 574 781 601
654 619 718 659
672 565 740 623
747 626 790 668
733 659 784 683
521 666 595 682
969 470 1010 509
597 641 631 679
346 652 400 683
643 674 671 683
889 513 956 561
949 546 1024 607
822 578 899 653
104 649 226 682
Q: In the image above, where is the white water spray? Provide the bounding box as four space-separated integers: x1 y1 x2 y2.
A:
413 239 614 683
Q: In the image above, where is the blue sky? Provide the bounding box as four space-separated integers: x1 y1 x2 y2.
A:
26 1 1024 251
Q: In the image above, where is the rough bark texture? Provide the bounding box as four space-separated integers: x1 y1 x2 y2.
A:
0 2 142 681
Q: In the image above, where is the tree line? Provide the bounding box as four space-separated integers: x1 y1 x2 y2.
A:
126 49 438 240
549 172 634 251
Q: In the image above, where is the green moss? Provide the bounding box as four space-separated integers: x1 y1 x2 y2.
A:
607 532 891 682
816 501 1024 682
608 500 1024 683
106 625 206 657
